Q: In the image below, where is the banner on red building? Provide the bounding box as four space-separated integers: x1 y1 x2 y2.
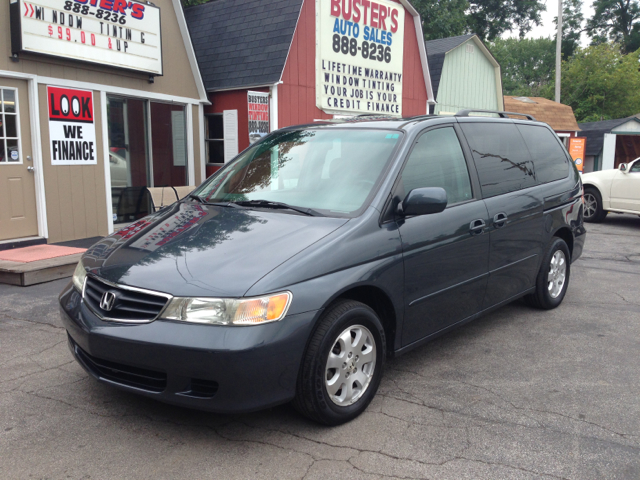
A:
569 137 586 172
47 86 97 166
248 91 270 144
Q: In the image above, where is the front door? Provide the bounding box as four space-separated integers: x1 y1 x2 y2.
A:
398 126 490 346
0 79 38 242
610 159 640 212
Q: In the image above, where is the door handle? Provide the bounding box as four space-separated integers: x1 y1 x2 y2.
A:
469 219 486 235
27 166 35 173
493 212 508 228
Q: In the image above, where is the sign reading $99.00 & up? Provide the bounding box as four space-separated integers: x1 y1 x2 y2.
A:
316 0 405 116
10 0 162 75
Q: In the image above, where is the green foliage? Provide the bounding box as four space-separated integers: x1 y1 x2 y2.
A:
181 0 208 7
586 0 640 53
490 37 556 97
466 0 546 40
561 43 640 122
413 0 469 41
416 0 546 41
554 0 584 59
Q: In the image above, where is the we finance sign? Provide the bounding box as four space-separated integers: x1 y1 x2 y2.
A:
47 86 97 166
316 0 405 116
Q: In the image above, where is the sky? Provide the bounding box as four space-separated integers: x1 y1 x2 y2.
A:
506 0 595 46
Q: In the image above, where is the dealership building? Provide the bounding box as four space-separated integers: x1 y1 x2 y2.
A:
185 0 434 176
2 0 434 246
1 0 208 246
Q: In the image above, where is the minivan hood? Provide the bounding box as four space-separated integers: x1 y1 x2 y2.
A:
83 202 348 297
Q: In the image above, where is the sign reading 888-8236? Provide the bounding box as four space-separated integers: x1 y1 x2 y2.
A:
316 0 405 116
11 0 162 75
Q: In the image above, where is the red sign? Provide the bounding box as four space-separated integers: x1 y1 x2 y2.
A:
48 86 94 123
569 137 586 173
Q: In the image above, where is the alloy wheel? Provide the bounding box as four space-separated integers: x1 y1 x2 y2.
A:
548 250 567 299
325 324 377 406
584 193 597 219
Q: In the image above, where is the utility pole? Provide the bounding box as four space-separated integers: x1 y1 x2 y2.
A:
556 0 563 103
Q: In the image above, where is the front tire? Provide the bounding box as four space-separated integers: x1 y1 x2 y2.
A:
584 187 608 223
293 300 386 425
525 238 571 310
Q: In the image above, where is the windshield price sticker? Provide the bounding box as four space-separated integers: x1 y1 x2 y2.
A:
316 0 405 116
14 0 162 75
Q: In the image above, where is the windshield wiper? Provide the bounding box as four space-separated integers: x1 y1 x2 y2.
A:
231 200 324 217
188 194 243 208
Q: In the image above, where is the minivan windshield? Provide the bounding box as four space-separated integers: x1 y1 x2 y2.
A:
192 128 402 217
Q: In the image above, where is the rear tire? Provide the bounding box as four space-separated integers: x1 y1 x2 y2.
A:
584 187 608 223
525 238 571 310
293 300 386 425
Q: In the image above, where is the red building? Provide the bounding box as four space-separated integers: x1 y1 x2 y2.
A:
185 0 434 177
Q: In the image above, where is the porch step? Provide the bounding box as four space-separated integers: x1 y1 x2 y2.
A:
0 245 86 286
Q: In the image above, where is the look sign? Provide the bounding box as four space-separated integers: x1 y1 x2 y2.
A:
47 86 97 166
316 0 405 117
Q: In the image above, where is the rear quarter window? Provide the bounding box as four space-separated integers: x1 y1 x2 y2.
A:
460 123 537 198
516 125 570 184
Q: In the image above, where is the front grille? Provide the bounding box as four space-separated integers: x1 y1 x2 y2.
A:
72 339 167 393
83 276 169 322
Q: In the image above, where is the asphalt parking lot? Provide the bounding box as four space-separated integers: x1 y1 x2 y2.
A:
1 215 639 480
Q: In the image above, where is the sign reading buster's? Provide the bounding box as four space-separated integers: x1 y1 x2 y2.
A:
10 0 162 75
316 0 405 117
47 86 97 166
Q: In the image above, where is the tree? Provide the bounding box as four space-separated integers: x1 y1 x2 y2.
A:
554 0 585 59
561 43 640 122
415 0 546 41
467 0 546 40
586 0 640 53
413 0 469 41
490 37 556 97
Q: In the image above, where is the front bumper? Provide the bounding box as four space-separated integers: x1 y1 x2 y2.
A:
59 282 319 413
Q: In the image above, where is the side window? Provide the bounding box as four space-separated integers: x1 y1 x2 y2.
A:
517 125 570 183
630 161 640 173
401 127 473 205
460 122 536 198
0 88 20 164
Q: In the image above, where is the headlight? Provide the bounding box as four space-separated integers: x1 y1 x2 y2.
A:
72 260 86 291
161 292 292 326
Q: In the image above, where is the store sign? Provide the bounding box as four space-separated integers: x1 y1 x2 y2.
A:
316 0 405 116
10 0 162 75
569 137 586 173
47 86 97 165
248 91 270 144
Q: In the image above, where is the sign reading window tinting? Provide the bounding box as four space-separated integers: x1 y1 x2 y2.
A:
10 0 163 75
47 86 97 165
316 0 405 116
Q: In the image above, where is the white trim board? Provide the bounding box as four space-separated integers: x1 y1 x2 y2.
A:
100 91 114 235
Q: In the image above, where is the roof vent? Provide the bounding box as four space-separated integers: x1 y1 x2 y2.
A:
465 43 475 54
513 96 537 104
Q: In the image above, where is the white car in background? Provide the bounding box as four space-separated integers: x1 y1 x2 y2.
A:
582 157 640 222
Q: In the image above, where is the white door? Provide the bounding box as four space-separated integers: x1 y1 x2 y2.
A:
610 158 640 213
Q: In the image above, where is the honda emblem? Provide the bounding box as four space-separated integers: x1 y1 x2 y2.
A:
100 291 117 312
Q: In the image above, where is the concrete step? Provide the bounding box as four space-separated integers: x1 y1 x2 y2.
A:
0 253 83 286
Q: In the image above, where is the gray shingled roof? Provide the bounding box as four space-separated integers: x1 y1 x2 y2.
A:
184 0 303 91
578 117 638 157
425 34 475 100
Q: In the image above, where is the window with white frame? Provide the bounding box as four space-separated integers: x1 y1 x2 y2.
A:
0 89 20 164
205 110 238 165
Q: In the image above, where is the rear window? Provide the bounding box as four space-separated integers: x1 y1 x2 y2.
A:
517 125 570 184
460 123 537 198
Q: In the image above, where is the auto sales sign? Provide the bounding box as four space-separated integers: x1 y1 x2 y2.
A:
10 0 162 75
316 0 405 116
47 86 97 165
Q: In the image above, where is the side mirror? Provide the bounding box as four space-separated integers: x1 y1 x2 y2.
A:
400 187 448 217
619 163 628 172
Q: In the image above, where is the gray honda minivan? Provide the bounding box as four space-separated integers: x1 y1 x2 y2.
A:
59 112 586 425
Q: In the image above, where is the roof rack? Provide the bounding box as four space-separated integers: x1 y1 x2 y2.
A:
455 109 537 121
